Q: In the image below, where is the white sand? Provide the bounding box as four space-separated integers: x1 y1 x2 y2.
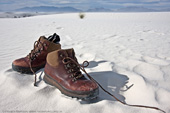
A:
0 12 170 113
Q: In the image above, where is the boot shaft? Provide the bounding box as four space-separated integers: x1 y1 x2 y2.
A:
46 48 76 67
27 36 61 67
33 36 61 54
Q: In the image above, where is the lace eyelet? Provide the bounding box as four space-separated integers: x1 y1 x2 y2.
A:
37 49 41 53
62 58 68 64
76 74 82 79
72 78 77 82
67 70 70 73
31 57 35 61
43 43 47 46
67 64 70 68
64 65 68 69
60 54 64 58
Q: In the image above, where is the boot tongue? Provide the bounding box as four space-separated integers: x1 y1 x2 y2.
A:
47 33 60 43
39 36 47 42
66 48 76 59
31 36 48 53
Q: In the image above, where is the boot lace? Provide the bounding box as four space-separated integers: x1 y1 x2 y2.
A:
62 57 89 81
62 56 166 113
28 40 47 86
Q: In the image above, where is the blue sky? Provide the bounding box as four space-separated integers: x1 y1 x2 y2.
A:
0 0 170 11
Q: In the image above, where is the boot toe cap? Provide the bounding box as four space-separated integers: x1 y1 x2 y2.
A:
12 58 29 67
77 80 98 92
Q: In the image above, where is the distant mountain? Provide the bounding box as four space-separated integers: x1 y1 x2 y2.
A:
116 6 156 12
15 6 82 12
87 8 112 12
159 8 170 12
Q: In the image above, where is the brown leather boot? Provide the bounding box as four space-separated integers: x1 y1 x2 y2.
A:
43 48 99 99
12 33 61 74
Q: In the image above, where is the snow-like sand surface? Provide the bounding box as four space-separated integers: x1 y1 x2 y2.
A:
0 12 170 113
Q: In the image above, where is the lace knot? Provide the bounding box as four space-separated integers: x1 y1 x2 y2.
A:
28 40 45 61
28 40 46 86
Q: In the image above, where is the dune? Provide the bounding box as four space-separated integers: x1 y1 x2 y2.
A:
0 12 170 113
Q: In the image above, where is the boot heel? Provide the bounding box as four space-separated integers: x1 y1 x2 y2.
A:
43 74 55 86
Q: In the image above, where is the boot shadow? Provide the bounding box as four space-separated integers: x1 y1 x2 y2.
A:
86 60 107 68
80 71 129 104
35 68 44 86
80 59 130 104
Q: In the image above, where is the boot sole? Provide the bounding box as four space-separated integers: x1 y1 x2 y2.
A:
43 73 99 100
12 63 45 74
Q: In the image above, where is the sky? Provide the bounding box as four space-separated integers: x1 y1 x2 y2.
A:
0 0 170 11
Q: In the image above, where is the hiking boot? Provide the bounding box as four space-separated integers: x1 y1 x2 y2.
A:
43 48 99 100
12 33 61 74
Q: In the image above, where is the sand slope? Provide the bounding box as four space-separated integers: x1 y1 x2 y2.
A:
0 12 170 113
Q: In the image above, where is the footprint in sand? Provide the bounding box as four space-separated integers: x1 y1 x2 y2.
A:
102 34 119 40
73 42 84 49
65 35 72 41
62 35 73 47
56 27 64 30
62 35 85 50
79 53 95 61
